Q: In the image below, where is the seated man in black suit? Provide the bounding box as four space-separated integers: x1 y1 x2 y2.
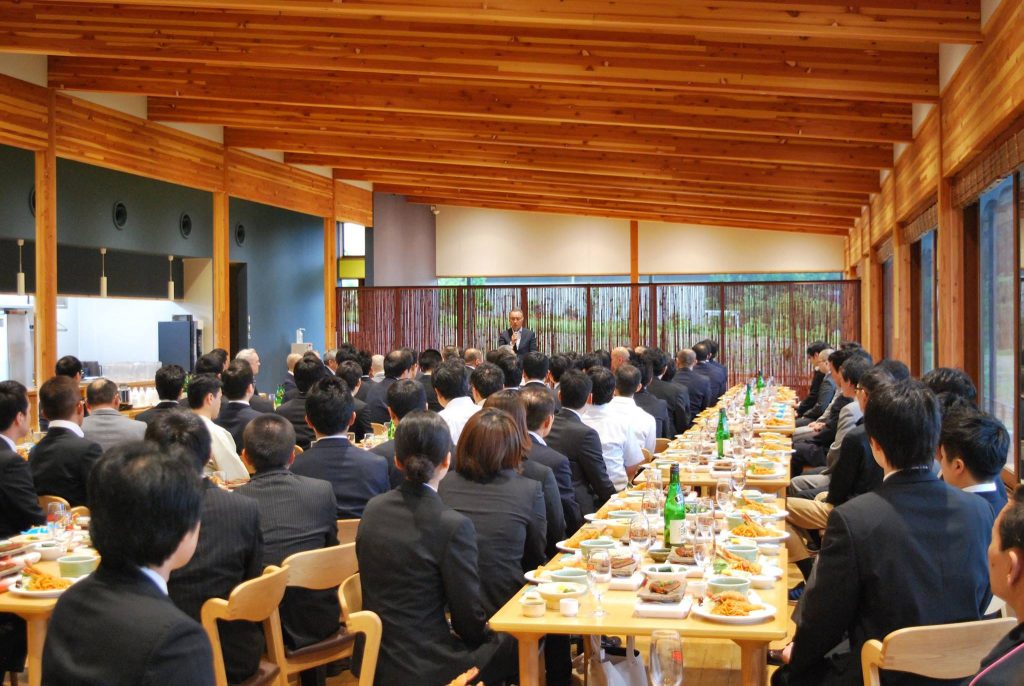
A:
492 350 523 392
795 341 830 422
238 415 340 686
497 308 538 358
29 376 103 507
335 360 373 440
774 380 995 686
417 348 445 412
146 412 264 685
274 356 329 450
672 348 711 418
42 441 214 686
234 349 274 412
370 379 429 488
691 342 723 404
364 349 414 425
291 375 392 517
136 364 187 426
700 338 729 394
644 348 689 436
632 356 671 439
214 359 265 454
521 384 580 534
545 370 615 515
938 402 1010 517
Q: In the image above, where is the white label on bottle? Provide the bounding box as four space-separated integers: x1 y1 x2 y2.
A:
723 439 732 454
668 519 686 546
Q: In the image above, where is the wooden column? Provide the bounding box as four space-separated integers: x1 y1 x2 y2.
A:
212 191 231 352
859 255 881 353
628 219 640 347
34 91 57 396
936 176 965 368
324 217 338 348
892 226 913 364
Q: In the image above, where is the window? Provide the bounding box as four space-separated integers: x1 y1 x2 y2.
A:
648 272 842 283
882 257 894 359
341 223 366 257
911 230 937 374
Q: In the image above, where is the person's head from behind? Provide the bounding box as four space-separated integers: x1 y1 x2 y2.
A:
336 360 363 394
209 348 229 372
85 378 120 411
676 349 696 370
305 375 355 437
39 375 83 423
520 384 556 436
456 409 525 480
610 347 631 372
187 373 222 416
235 348 261 376
464 348 483 367
55 355 84 381
145 411 212 475
470 362 504 402
483 390 532 457
939 404 1008 489
433 360 468 404
154 364 186 402
0 380 30 441
286 353 302 374
384 349 414 380
442 345 462 361
586 366 615 406
395 410 453 485
692 342 709 363
838 356 871 399
614 364 641 399
418 348 442 374
990 488 1024 607
642 348 668 376
558 369 592 411
89 442 202 574
387 379 427 423
493 351 522 388
523 351 550 382
294 356 328 394
549 354 571 384
704 339 720 360
856 366 894 413
864 379 940 472
243 414 296 473
193 353 223 376
922 367 978 405
221 359 254 402
875 359 911 381
805 340 829 364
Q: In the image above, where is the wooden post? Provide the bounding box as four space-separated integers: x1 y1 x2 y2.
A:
629 220 640 347
936 176 965 368
892 226 913 364
34 91 57 398
324 217 338 348
212 191 231 352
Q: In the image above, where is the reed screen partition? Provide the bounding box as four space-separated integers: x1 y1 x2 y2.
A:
337 281 861 392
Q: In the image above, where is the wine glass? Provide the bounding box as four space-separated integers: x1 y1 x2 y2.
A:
731 459 747 497
362 432 376 448
695 497 715 537
628 514 652 556
587 550 612 617
715 479 733 515
47 502 69 551
649 630 684 686
642 488 662 520
693 529 713 579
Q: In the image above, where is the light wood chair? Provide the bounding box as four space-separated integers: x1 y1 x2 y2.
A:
641 448 654 464
336 519 360 545
200 565 290 686
293 444 304 455
276 545 381 686
38 494 70 510
69 505 90 519
340 572 362 622
654 437 670 454
860 617 1016 686
370 422 387 436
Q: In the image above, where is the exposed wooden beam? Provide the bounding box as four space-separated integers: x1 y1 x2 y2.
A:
34 90 57 396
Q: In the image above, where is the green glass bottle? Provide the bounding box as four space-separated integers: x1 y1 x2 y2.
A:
716 408 730 458
756 371 765 392
743 382 754 415
663 464 686 546
274 384 285 409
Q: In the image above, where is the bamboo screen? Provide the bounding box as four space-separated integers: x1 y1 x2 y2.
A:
337 281 861 386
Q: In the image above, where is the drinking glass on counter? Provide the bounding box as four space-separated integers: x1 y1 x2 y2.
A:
47 502 70 551
587 550 612 617
628 514 652 556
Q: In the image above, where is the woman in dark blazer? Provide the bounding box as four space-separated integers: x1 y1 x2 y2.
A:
356 412 513 686
439 408 547 616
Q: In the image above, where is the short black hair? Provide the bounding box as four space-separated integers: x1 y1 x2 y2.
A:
470 362 504 400
55 355 83 378
86 378 119 407
577 352 602 372
549 354 571 383
998 487 1024 552
642 348 668 374
395 410 452 484
89 442 202 571
520 384 555 431
0 380 29 433
145 411 212 474
155 364 187 401
615 364 641 398
187 373 222 410
921 367 977 405
384 350 413 379
221 360 254 401
209 348 229 370
637 359 654 387
39 376 81 421
702 339 720 359
357 349 373 376
494 352 522 388
587 366 615 405
433 360 468 401
305 375 355 436
940 404 1008 481
523 351 550 380
864 379 940 470
294 356 328 394
336 360 363 391
418 349 442 373
387 378 427 420
193 353 223 376
859 366 895 395
243 414 296 472
839 356 871 387
692 343 709 362
806 341 830 357
558 369 592 410
875 359 911 381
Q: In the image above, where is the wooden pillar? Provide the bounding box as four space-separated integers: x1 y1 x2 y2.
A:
859 256 880 353
212 191 231 351
34 91 57 396
892 226 913 364
324 217 338 348
628 219 640 347
936 176 965 368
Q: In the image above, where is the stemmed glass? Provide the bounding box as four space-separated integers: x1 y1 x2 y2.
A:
715 479 733 516
628 514 652 557
731 458 747 498
587 550 612 617
693 529 714 580
642 487 662 521
47 502 70 552
649 630 684 686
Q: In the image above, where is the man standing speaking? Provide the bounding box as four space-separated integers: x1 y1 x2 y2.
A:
498 308 538 358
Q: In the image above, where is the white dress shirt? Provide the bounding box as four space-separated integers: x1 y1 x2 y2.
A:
47 419 85 437
581 402 644 491
438 396 481 445
139 567 168 595
609 396 657 452
0 434 16 452
200 415 249 481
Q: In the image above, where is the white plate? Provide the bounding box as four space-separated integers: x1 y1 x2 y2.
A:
555 540 578 553
692 598 777 624
737 508 788 520
747 470 788 480
524 569 553 584
725 530 791 543
8 576 82 598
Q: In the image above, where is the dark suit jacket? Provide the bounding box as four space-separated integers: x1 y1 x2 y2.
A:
249 395 274 413
136 400 186 426
363 376 397 426
705 359 729 399
274 395 314 450
0 447 45 539
824 422 882 507
545 409 616 515
789 470 994 686
28 427 103 507
439 469 547 616
521 458 566 557
497 327 538 356
356 482 511 686
528 439 581 533
417 373 444 413
973 485 1009 518
369 439 406 489
291 437 392 518
634 390 671 440
42 564 214 686
168 480 263 684
803 374 837 423
214 401 264 454
649 377 690 435
811 394 853 448
796 371 826 417
694 362 722 403
237 469 340 649
351 397 372 440
673 367 711 416
355 377 372 402
280 373 298 403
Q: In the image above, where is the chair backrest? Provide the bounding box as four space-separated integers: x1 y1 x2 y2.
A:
641 448 653 464
69 505 91 519
38 494 70 510
654 437 670 454
293 444 304 455
370 422 387 435
336 519 360 545
860 617 1017 686
340 572 362 622
282 543 357 591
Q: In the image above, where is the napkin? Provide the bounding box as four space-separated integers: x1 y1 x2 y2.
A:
634 596 692 619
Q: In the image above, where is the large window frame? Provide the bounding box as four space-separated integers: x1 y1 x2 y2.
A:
909 229 937 376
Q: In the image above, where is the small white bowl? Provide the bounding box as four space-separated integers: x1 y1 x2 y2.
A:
641 563 690 583
758 543 781 556
519 594 546 617
537 582 588 610
35 542 64 561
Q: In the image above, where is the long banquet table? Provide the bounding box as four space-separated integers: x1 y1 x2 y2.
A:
0 560 64 686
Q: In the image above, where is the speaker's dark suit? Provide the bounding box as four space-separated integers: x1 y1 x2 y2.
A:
520 458 566 558
274 395 314 450
237 469 340 650
497 327 538 357
648 377 690 436
136 400 186 426
42 565 215 686
785 470 994 686
545 409 615 515
356 482 514 686
634 388 671 439
0 446 45 539
527 439 581 533
168 480 263 684
363 377 397 426
291 437 392 518
28 427 102 507
214 401 264 454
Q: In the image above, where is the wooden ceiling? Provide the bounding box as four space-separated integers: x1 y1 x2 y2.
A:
0 0 982 234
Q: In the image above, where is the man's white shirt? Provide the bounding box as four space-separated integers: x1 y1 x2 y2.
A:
609 396 657 453
581 402 644 491
438 396 481 445
199 415 249 481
